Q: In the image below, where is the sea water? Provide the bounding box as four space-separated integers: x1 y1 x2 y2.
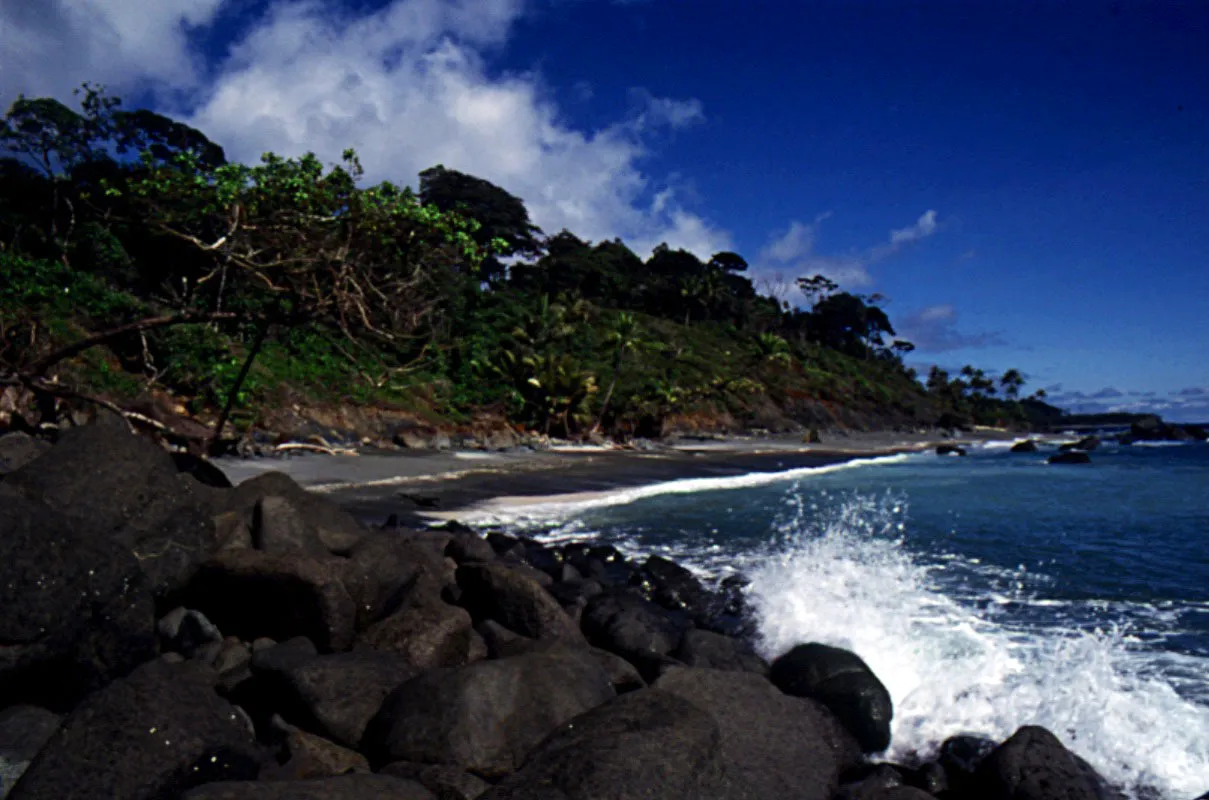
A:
475 439 1209 798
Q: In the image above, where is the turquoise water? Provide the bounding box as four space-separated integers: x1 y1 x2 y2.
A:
484 439 1209 798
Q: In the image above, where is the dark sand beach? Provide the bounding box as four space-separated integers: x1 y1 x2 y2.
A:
216 430 1013 527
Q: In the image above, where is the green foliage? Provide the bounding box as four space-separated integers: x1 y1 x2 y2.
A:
1 85 1037 438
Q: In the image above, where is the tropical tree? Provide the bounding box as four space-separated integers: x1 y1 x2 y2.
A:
592 311 655 434
999 368 1026 400
418 165 542 285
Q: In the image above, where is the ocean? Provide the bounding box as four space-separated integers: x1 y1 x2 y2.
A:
471 438 1209 798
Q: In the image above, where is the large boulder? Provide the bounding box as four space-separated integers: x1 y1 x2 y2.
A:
581 589 691 657
221 471 369 555
971 726 1113 800
3 424 224 597
259 716 370 780
347 532 449 624
0 485 156 711
455 563 581 642
768 643 893 753
0 706 61 800
365 646 614 778
654 667 860 800
674 629 767 675
243 648 419 749
481 689 726 800
1011 440 1039 453
183 775 435 800
252 495 330 555
183 550 360 652
356 598 477 670
0 432 48 479
8 660 262 800
380 762 491 800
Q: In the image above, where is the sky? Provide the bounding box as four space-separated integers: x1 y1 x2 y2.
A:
2 0 1206 419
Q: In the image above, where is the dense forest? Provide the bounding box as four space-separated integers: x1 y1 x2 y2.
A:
0 87 1061 452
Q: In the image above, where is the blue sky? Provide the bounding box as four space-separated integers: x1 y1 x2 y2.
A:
3 0 1206 419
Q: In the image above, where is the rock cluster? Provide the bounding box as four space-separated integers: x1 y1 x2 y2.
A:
0 424 1141 799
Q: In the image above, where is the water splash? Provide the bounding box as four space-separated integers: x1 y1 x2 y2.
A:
743 490 1209 797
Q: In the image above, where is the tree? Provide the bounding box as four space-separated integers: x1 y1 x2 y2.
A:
796 274 838 309
592 311 653 434
419 165 541 284
809 292 895 356
999 368 1026 400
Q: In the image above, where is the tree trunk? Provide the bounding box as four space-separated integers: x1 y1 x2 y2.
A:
209 322 269 453
591 350 625 435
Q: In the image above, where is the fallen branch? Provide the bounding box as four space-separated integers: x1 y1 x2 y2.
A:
28 310 240 376
272 442 359 456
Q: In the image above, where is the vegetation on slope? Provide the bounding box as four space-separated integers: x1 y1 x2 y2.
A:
0 87 1059 450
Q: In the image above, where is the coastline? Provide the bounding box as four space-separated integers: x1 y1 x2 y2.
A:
216 429 1019 527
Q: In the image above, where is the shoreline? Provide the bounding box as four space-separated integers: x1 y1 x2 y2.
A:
216 429 1021 527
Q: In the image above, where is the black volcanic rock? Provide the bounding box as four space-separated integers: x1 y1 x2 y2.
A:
9 660 262 800
480 689 726 800
0 484 156 711
1011 440 1039 453
365 646 614 778
972 725 1115 800
183 775 436 800
581 588 692 657
3 424 224 597
1049 451 1092 465
655 667 860 799
455 562 582 642
245 648 419 749
768 643 893 753
183 550 360 652
936 444 967 456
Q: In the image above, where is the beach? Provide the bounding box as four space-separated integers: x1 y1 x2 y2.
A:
215 429 1014 527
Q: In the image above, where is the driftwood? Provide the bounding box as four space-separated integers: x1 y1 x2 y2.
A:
271 442 358 456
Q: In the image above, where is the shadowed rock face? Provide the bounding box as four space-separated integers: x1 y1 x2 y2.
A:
366 646 614 778
481 689 727 800
8 660 263 800
3 424 225 597
655 667 859 800
182 774 436 800
0 484 156 711
972 726 1119 800
183 550 360 652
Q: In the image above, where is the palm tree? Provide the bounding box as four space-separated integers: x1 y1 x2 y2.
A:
592 312 647 434
999 368 1026 400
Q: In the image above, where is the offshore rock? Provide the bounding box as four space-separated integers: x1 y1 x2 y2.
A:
768 642 894 753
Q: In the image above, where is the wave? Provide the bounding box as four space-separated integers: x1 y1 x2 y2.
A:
742 492 1209 798
450 453 915 526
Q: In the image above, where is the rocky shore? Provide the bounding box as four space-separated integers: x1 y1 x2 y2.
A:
0 421 1170 799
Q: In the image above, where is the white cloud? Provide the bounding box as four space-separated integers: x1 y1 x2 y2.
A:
1 0 729 258
890 209 938 245
897 303 1004 352
0 0 225 104
755 209 940 297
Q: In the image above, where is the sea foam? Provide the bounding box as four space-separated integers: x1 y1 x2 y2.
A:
743 491 1209 798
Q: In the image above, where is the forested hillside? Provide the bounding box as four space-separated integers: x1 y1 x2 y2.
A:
0 88 1058 451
